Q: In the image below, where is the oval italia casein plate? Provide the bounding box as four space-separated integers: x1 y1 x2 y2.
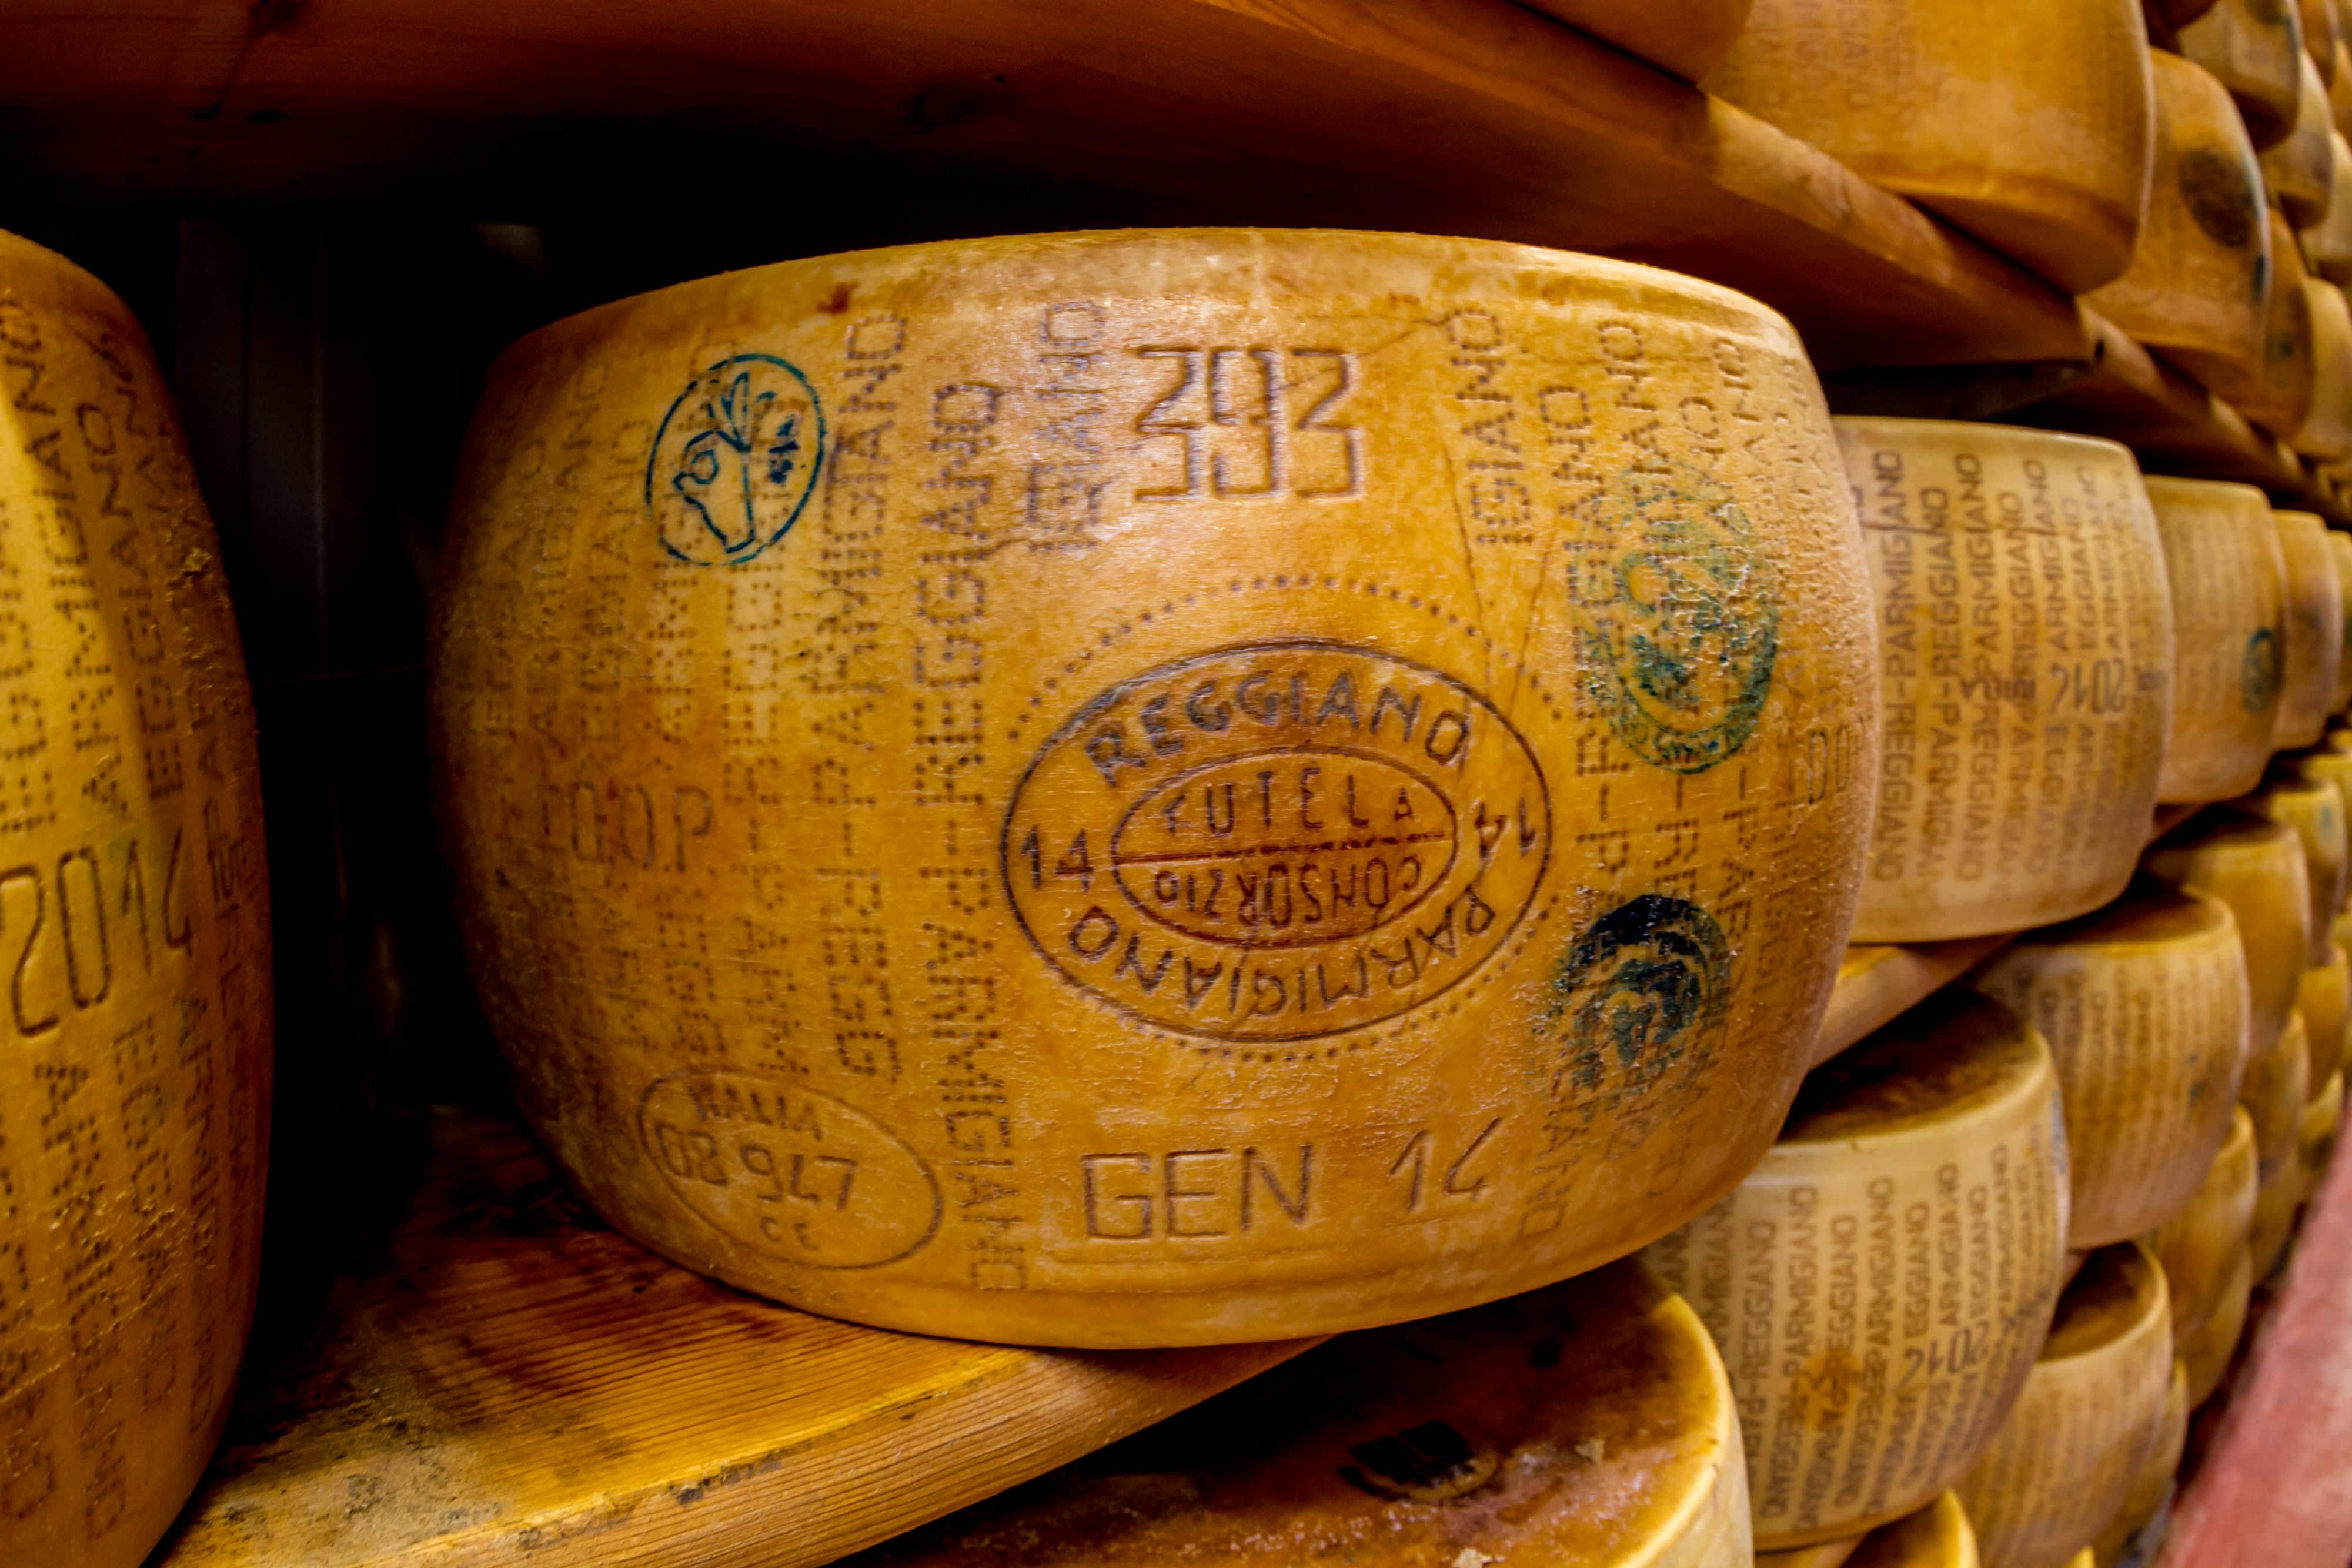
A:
428 230 1879 1346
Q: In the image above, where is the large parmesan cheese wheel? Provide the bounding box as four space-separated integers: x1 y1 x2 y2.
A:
2086 53 2271 373
2272 510 2346 745
2264 56 2340 227
2144 1105 2260 1338
1516 0 1753 81
1848 1494 1981 1568
2090 1358 2189 1568
2296 941 2350 1082
2181 208 2317 437
1702 0 2154 293
2244 1013 2314 1172
2181 0 2311 149
2141 814 2313 1059
1952 1242 2174 1568
1836 420 2171 944
0 233 272 1567
2180 1243 2253 1404
1643 991 2069 1549
2294 278 2352 461
2241 772 2349 959
427 229 1880 1348
2143 477 2287 804
2302 135 2352 283
841 1256 1749 1568
1967 890 2249 1248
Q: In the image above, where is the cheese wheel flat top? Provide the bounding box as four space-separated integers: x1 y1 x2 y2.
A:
1969 889 2249 1248
2093 1358 2189 1568
2182 0 2310 148
1646 991 2069 1549
2145 1104 2260 1336
1518 0 1752 79
2145 477 2288 804
841 1258 1748 1568
2181 1243 2255 1405
2245 1012 2315 1172
2089 51 2271 386
2264 55 2339 227
2295 940 2349 1083
0 230 272 1567
1703 0 2154 293
2243 772 2348 961
2273 510 2346 746
429 228 1880 1346
1953 1242 2174 1568
2305 136 2352 284
2143 813 2313 1059
1847 1494 1980 1568
1836 419 2171 944
2184 208 2316 432
2294 277 2352 462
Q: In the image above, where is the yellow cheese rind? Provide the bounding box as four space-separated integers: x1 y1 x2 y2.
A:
1839 419 2173 943
1759 1537 1866 1568
2243 773 2349 961
2301 1065 2344 1174
2306 135 2352 285
2244 1014 2314 1173
1646 991 2069 1549
2181 0 2310 149
2328 532 2352 702
2296 278 2352 461
2296 941 2350 1083
2092 1358 2189 1568
2186 208 2317 434
2180 1243 2254 1405
1952 1242 2174 1568
428 229 1880 1347
1846 1493 1980 1568
2263 55 2339 228
1703 0 2154 293
2142 813 2313 1059
1516 0 1753 81
2273 510 2346 747
2145 477 2288 804
2144 1105 2259 1338
0 230 273 1568
842 1256 1750 1568
1969 890 2249 1247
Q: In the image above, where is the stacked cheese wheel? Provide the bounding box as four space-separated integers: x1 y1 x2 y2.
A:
1644 990 2068 1549
841 1258 1749 1567
2146 1106 2261 1342
1836 419 2172 942
2143 477 2287 804
1953 1243 2174 1568
2143 814 2312 1058
2091 1359 2190 1567
429 229 1880 1346
2274 510 2346 747
2180 0 2308 149
1759 1494 1982 1568
0 231 273 1568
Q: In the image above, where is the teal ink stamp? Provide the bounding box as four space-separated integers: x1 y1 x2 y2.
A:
2243 626 2281 713
646 352 826 566
1533 892 1730 1134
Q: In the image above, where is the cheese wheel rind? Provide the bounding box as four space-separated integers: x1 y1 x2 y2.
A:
2296 941 2350 1084
2180 1243 2253 1405
2145 477 2288 803
2091 1358 2189 1568
2180 0 2310 149
2243 772 2349 962
2244 1014 2313 1173
1845 1493 1981 1568
2271 510 2346 747
2261 54 2338 228
2142 813 2313 1059
2144 1105 2259 1336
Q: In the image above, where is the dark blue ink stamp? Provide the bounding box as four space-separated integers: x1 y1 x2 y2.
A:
1566 460 1778 773
2243 626 2281 713
645 353 826 566
1532 892 1729 1133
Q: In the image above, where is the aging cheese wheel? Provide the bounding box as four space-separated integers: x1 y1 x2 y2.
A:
1702 0 2154 293
1967 889 2248 1248
2312 0 2346 78
1516 0 1753 80
2182 208 2316 436
841 1257 1750 1568
2299 1065 2344 1188
1836 420 2171 944
2181 0 2311 149
427 229 1880 1348
2240 772 2348 959
2180 1242 2253 1405
2141 814 2312 1059
2302 135 2352 283
2090 1358 2189 1568
1848 1494 1981 1568
2331 531 2352 699
2296 941 2350 1082
2144 1105 2259 1338
2250 1136 2307 1276
2272 510 2346 745
1643 991 2069 1549
2143 477 2287 803
2086 52 2271 373
2336 38 2352 135
2244 1013 2313 1172
1952 1242 2174 1568
0 235 272 1564
2293 278 2352 461
2264 56 2340 227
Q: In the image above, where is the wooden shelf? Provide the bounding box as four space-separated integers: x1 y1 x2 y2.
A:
0 0 2085 370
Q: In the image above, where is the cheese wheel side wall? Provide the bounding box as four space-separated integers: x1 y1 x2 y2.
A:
0 232 273 1567
429 230 1881 1347
2144 478 2287 803
2180 1243 2253 1404
2141 814 2310 1060
2271 510 2344 746
2180 0 2308 149
2245 773 2348 962
2145 1104 2259 1336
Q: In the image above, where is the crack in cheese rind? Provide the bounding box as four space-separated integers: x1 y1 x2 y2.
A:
2143 478 2288 804
2142 813 2312 1059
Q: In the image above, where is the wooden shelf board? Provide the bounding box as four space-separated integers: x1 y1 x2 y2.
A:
0 0 2084 370
150 1110 1317 1568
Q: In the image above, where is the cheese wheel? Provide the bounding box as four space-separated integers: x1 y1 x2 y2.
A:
1837 420 2172 944
2331 531 2352 701
2272 510 2346 745
840 1256 1749 1568
2250 1141 2306 1276
2141 814 2312 1059
1952 1242 2174 1568
2086 52 2271 371
1644 991 2069 1549
2179 1243 2253 1404
1702 0 2154 293
2143 477 2287 804
1847 1494 1981 1568
0 233 272 1567
2336 38 2352 135
1967 889 2249 1248
2264 56 2339 227
428 229 1880 1348
2144 1105 2260 1338
2312 0 2346 78
2298 1066 2344 1191
2240 772 2348 960
2293 744 2352 861
2295 277 2352 461
2181 208 2317 436
2302 134 2352 283
1516 0 1753 80
2090 1358 2189 1568
2296 941 2350 1082
2181 0 2310 149
2245 1014 2314 1175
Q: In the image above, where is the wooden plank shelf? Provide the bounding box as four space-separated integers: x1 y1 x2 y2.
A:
0 0 2086 370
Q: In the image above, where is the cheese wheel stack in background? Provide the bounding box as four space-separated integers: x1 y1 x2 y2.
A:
2091 1358 2191 1567
2273 510 2347 745
2180 0 2308 150
2146 1106 2261 1343
2144 478 2287 803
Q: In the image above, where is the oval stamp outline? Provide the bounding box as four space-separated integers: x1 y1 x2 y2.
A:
636 1069 941 1270
643 351 828 567
1000 637 1553 1046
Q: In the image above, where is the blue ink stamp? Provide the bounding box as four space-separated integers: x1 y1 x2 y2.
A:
1566 460 1779 773
2243 626 2281 713
645 353 826 566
